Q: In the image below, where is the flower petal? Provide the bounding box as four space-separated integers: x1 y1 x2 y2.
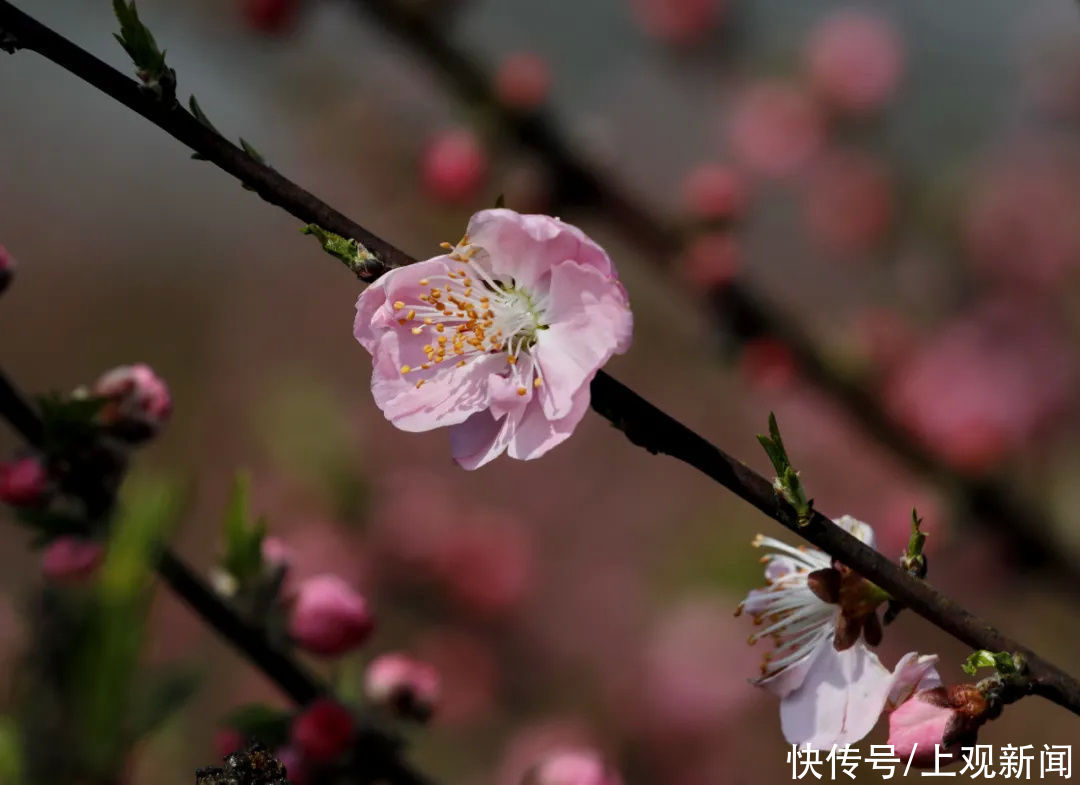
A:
449 410 516 470
886 652 942 711
833 514 875 548
533 262 633 419
779 642 895 747
466 209 615 289
507 377 592 460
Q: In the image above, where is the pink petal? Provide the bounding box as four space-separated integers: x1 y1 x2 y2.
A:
450 410 517 470
886 652 942 710
465 209 614 289
533 262 632 419
508 379 592 460
370 337 503 431
487 354 537 421
354 256 452 351
779 642 894 747
756 635 828 699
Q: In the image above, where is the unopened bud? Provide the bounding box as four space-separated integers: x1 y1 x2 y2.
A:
288 574 374 656
364 652 440 722
93 364 172 443
41 536 105 583
526 749 624 785
0 455 49 507
889 685 988 768
290 699 355 764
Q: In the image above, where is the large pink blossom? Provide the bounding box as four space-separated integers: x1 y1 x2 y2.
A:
738 516 940 747
354 209 633 469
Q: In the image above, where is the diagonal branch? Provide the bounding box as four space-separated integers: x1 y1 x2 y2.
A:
345 0 1077 589
1 0 1079 720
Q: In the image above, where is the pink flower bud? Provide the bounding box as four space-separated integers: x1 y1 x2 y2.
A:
727 81 825 179
679 232 740 289
421 130 488 204
242 0 301 34
289 574 374 656
41 537 105 583
364 652 441 722
0 456 49 507
739 337 796 391
527 749 623 785
681 164 749 221
93 364 172 443
274 745 309 785
803 150 894 257
629 0 723 46
805 10 904 116
261 535 293 571
496 53 551 111
0 244 14 294
889 686 985 768
290 699 355 764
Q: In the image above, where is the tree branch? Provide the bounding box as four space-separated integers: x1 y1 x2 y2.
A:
345 0 1078 589
1 0 1079 720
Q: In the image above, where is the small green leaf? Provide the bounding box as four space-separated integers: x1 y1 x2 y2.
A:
962 650 1018 677
223 704 291 749
112 0 175 100
189 95 222 135
221 472 265 586
301 224 379 277
757 413 811 523
239 138 266 165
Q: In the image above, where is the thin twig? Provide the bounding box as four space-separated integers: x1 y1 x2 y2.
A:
345 0 1076 587
1 0 1079 719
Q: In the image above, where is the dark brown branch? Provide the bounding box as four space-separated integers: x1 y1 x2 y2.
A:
1 0 1079 719
346 0 1076 588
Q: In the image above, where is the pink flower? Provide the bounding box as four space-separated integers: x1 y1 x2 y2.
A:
679 232 740 288
961 151 1080 288
803 150 894 257
364 652 441 721
496 53 551 111
421 129 488 204
738 337 796 391
93 363 172 442
805 9 904 116
0 456 48 507
885 299 1075 472
242 0 301 34
41 537 105 583
528 749 623 785
629 0 723 46
288 574 374 656
889 686 987 768
354 209 633 469
680 164 749 221
290 699 355 764
738 516 941 746
727 81 825 179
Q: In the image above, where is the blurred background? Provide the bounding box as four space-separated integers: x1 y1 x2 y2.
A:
3 0 1080 782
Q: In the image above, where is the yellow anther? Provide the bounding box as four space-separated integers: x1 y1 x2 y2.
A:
393 301 405 311
424 317 434 324
411 327 423 335
418 279 429 286
516 387 527 396
457 360 466 367
534 377 543 388
416 379 425 389
406 309 415 320
440 242 454 250
400 365 411 374
507 355 517 365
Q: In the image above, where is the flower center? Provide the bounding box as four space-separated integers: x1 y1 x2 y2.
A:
391 237 548 392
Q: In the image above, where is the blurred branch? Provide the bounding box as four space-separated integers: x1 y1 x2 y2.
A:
2 0 1080 721
0 364 432 785
344 0 1080 590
